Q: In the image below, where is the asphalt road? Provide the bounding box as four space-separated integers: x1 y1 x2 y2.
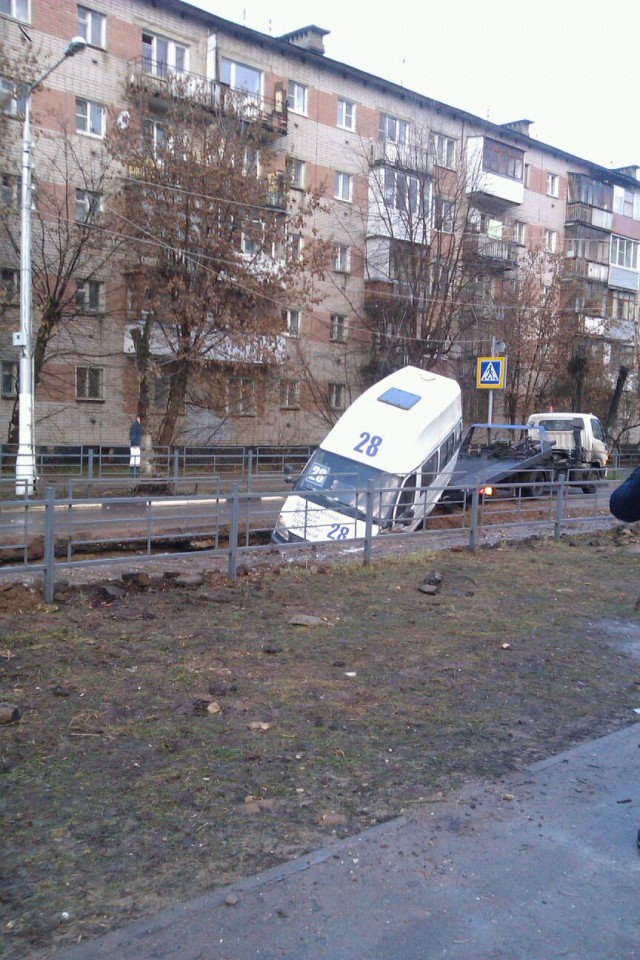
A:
53 722 640 960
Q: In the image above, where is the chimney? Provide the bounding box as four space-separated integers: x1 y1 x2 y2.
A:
500 119 534 137
279 25 329 55
612 165 640 180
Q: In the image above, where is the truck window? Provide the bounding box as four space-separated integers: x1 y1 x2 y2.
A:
590 417 606 442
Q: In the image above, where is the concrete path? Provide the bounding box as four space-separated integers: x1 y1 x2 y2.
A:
56 723 640 960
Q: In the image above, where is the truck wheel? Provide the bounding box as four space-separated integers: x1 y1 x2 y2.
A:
581 468 600 495
522 471 547 498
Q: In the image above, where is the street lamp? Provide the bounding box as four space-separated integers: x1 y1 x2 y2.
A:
12 36 87 495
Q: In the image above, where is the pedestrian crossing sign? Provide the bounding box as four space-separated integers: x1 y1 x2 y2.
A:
476 357 506 389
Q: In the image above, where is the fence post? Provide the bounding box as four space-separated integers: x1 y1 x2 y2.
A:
554 474 566 541
247 449 253 493
88 448 94 497
228 481 239 580
173 449 179 488
469 488 480 551
43 486 56 603
363 479 374 566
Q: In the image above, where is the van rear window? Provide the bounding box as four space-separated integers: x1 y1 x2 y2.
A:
378 387 421 410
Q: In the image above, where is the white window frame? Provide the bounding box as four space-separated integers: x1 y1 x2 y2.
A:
435 198 454 233
0 267 19 303
544 228 558 254
77 5 105 48
76 366 104 402
281 379 301 409
379 113 408 144
287 80 307 115
330 314 348 342
513 220 526 245
1 360 18 398
287 232 303 260
142 32 188 78
546 173 559 198
283 308 301 337
328 382 346 411
0 76 27 116
75 98 105 138
219 57 262 99
337 98 355 131
75 188 103 223
228 375 256 416
334 171 353 203
431 133 456 169
76 279 104 313
291 158 305 190
333 244 351 273
611 235 639 270
0 0 29 23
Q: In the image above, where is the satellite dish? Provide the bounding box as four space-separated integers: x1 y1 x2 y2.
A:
117 110 130 130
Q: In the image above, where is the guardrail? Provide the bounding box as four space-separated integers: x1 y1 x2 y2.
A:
0 471 618 602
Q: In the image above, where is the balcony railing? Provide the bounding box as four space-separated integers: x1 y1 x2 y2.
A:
368 139 434 175
128 59 288 133
464 233 518 268
565 203 613 231
564 257 609 283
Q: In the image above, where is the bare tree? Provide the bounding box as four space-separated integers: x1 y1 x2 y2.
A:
109 75 328 446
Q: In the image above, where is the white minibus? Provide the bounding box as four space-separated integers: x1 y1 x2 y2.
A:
273 366 462 544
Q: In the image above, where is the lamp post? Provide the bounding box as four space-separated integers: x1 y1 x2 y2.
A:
12 36 87 496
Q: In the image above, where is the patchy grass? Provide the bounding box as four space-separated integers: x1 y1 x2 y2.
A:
2 530 640 958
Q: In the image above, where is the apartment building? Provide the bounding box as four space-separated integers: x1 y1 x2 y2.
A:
1 0 638 449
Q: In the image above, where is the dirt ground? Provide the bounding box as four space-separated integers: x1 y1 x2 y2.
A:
2 527 640 959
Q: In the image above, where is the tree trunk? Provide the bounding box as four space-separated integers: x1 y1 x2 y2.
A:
155 359 188 448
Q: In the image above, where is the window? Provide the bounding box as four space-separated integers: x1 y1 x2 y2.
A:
290 158 305 189
610 290 636 321
334 171 353 202
142 33 188 78
482 139 524 181
333 244 351 273
569 174 613 211
0 0 29 22
1 173 19 208
544 229 558 253
379 113 408 144
287 80 307 114
513 220 526 245
1 360 18 398
0 76 27 116
546 173 559 198
76 366 104 401
431 133 456 169
241 217 263 256
337 98 355 130
524 164 530 188
281 379 301 408
219 58 262 98
228 376 256 415
287 232 303 259
611 235 639 270
434 198 454 233
613 187 635 217
75 188 102 223
384 168 424 216
77 5 105 47
0 267 18 302
566 228 609 264
76 279 104 313
283 308 301 337
144 118 165 156
76 98 105 137
328 382 346 411
330 314 348 342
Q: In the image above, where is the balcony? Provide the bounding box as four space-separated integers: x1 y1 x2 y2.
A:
464 233 518 270
564 257 609 283
127 59 288 133
566 203 613 231
368 139 434 176
124 319 286 363
466 136 524 209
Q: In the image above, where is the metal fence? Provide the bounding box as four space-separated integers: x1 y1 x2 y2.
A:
0 471 619 602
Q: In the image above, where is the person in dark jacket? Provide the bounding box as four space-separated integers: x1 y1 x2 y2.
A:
129 415 142 479
609 467 640 523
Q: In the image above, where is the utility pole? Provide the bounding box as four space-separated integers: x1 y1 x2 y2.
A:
8 37 88 495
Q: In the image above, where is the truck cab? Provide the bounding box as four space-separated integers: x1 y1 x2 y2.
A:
527 413 608 469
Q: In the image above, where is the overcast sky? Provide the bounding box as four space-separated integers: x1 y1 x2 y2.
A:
192 0 639 171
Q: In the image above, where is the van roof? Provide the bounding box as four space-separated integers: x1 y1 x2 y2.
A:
321 366 461 474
